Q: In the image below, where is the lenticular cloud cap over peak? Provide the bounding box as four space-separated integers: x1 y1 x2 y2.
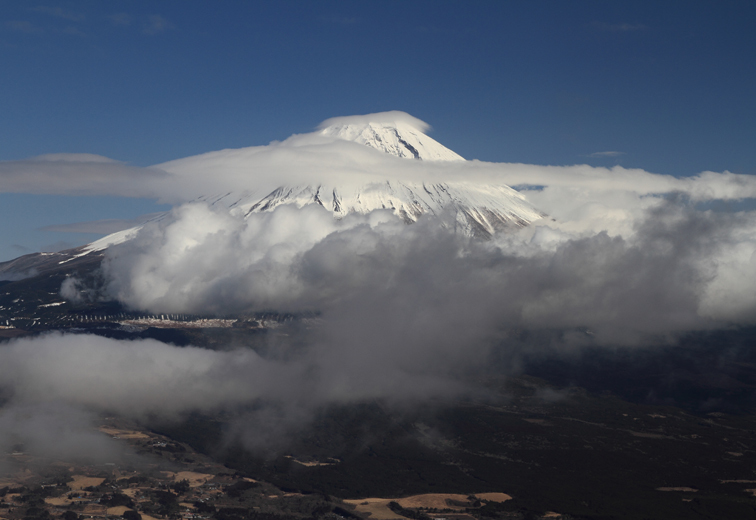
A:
317 111 431 133
31 153 121 164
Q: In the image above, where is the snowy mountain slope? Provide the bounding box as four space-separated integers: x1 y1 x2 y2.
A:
153 112 545 237
193 180 543 237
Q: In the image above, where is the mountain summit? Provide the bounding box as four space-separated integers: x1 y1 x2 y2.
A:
317 111 465 162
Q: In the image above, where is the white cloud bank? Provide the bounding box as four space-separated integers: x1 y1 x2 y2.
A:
7 194 756 454
151 133 756 207
0 334 289 416
52 115 756 346
101 198 756 344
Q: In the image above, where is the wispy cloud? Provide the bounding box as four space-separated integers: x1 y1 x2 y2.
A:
11 244 32 254
0 154 169 198
591 21 648 33
31 6 85 22
586 151 626 158
5 20 44 34
40 214 164 235
39 240 77 253
319 15 358 25
61 25 86 37
142 14 174 35
108 13 132 27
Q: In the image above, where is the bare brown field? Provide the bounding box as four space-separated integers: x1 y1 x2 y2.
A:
69 475 106 490
98 426 151 439
162 470 214 487
120 488 143 498
44 497 73 506
344 492 511 519
81 504 106 516
107 506 135 516
341 499 403 520
400 493 510 509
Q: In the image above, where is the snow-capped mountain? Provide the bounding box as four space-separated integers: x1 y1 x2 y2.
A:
153 112 543 236
73 112 545 256
0 112 546 277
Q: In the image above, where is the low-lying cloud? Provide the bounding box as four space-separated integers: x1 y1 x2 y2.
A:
0 153 168 197
0 334 289 416
8 193 756 454
4 113 756 456
101 196 756 344
0 403 123 465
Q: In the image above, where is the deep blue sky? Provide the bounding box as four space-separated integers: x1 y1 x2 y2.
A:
1 1 754 261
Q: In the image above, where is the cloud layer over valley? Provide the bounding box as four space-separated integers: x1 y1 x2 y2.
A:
3 114 756 457
7 191 756 454
103 199 756 341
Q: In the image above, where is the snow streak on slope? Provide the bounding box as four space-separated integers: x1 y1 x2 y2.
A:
198 181 544 237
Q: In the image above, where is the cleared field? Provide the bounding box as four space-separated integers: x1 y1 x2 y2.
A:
99 427 151 439
121 488 142 498
107 506 134 516
82 504 106 515
344 492 511 519
162 470 214 487
45 497 72 506
342 499 403 520
69 475 106 490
